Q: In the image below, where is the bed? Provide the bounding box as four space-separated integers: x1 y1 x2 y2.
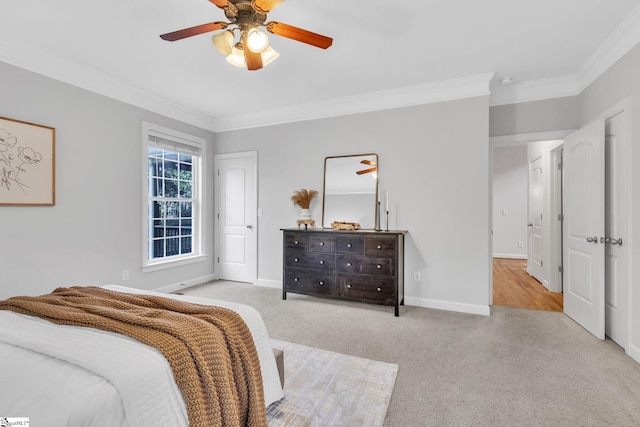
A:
0 285 284 426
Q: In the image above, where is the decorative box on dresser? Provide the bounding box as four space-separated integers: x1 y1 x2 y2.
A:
281 228 407 316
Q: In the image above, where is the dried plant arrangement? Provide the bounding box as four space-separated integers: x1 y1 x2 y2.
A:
290 188 318 209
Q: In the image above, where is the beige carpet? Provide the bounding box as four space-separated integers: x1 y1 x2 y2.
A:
266 339 398 427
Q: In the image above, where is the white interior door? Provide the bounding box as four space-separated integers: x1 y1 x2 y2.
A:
563 120 605 339
604 112 628 348
527 156 544 283
216 152 257 283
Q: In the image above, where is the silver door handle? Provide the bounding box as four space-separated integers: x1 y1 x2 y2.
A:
246 225 253 229
604 237 623 246
527 223 533 227
586 236 598 243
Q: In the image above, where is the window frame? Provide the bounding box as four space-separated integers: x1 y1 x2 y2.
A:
141 122 206 272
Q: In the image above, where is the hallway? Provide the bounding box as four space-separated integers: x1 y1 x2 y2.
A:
493 258 563 312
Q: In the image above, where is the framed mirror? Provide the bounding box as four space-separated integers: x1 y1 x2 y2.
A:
322 153 378 229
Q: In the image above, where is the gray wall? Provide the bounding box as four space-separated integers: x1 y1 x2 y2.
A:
0 61 217 299
490 96 578 137
492 145 528 258
216 97 492 311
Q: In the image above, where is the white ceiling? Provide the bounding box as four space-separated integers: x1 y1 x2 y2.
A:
1 1 640 131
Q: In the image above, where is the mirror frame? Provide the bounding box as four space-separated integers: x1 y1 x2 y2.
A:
322 153 379 229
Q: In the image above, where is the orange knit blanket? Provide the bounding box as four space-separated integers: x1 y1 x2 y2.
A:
0 286 268 427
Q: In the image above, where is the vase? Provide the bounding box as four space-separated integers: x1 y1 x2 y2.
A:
299 208 311 220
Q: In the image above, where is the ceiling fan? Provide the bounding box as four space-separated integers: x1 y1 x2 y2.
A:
357 159 377 175
159 0 333 71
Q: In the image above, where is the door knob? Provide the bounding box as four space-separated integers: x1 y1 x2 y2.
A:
604 237 623 246
246 224 253 229
527 223 533 227
586 236 598 243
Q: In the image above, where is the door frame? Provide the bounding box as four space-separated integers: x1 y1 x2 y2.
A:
593 97 632 350
489 97 632 354
214 151 258 284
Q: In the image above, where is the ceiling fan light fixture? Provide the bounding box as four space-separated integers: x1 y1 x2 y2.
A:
226 43 246 67
212 30 235 56
260 45 279 66
246 28 270 53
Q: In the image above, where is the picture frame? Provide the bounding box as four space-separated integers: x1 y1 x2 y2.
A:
0 116 56 206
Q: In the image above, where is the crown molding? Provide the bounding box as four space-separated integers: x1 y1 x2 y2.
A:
490 75 580 107
212 73 495 132
0 41 218 132
490 5 640 107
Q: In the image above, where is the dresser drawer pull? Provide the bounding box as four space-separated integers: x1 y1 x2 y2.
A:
294 278 299 282
346 262 352 267
294 258 299 262
320 242 325 246
319 281 325 286
294 240 299 245
377 244 382 250
347 243 352 248
347 283 352 288
377 287 382 292
320 260 325 265
377 264 382 269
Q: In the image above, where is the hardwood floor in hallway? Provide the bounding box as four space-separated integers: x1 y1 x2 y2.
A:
493 258 563 312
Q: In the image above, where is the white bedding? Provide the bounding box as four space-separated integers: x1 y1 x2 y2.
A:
0 285 284 426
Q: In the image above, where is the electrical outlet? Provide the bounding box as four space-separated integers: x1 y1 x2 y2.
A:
517 241 524 248
121 270 130 281
414 271 422 281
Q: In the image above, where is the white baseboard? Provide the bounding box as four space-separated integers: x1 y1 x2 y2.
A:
493 253 528 260
403 296 490 316
153 273 218 294
255 279 282 289
628 342 640 365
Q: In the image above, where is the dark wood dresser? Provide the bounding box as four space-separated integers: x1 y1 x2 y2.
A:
281 228 407 316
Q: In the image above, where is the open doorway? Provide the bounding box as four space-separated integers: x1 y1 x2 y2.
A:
492 142 563 312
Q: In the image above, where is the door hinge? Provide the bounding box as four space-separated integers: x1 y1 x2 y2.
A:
217 213 220 219
559 265 563 273
217 169 220 176
558 162 564 170
558 214 564 221
540 260 543 267
217 257 220 263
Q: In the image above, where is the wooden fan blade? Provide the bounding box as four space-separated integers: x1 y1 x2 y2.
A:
253 0 285 12
242 34 263 71
356 167 377 175
160 22 227 42
360 160 377 166
209 0 229 8
266 22 333 49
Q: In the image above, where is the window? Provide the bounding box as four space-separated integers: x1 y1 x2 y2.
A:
142 122 205 271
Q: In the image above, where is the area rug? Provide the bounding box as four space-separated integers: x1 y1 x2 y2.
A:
266 339 398 427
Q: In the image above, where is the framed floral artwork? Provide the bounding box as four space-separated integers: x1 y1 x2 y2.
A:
0 116 55 206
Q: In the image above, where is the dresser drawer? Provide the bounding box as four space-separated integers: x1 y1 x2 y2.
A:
285 252 335 271
336 275 394 304
365 236 396 257
336 255 395 276
336 236 364 254
309 235 335 253
285 268 335 296
285 234 309 250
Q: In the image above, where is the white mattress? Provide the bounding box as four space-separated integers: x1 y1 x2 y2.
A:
0 285 283 426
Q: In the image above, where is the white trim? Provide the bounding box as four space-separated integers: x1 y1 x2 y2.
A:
141 122 206 271
404 296 490 317
594 97 633 357
577 5 640 90
490 130 574 146
492 254 527 260
211 73 495 132
152 273 218 294
491 5 640 107
490 75 580 107
214 151 258 283
629 343 640 365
